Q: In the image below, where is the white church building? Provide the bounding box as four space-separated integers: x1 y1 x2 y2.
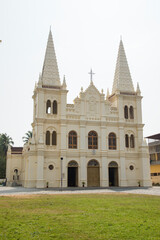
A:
6 30 151 188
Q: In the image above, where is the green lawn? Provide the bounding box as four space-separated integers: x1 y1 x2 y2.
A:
0 194 160 240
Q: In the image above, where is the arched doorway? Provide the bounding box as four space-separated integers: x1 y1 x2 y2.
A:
108 161 118 186
87 160 100 187
68 161 78 187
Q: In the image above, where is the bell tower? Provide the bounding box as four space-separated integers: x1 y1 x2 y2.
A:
109 39 151 187
25 30 68 188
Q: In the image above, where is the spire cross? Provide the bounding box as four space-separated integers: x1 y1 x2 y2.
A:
88 69 95 83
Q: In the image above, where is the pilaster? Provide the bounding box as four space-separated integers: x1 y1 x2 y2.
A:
80 124 86 150
120 157 127 186
101 157 108 187
36 151 45 188
80 156 87 187
61 155 67 187
139 144 152 187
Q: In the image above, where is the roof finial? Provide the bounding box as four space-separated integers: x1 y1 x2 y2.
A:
120 35 122 41
107 88 110 98
62 75 67 89
136 82 141 95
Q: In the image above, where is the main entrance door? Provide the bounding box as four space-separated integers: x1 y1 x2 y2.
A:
108 161 118 186
87 160 100 187
68 161 78 187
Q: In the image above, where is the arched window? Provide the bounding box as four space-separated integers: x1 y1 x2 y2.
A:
88 159 99 167
68 131 77 149
53 100 57 114
46 131 50 145
124 105 128 119
129 106 134 119
130 134 135 148
46 100 51 114
125 134 129 148
68 160 78 167
88 131 98 149
108 133 116 150
52 131 57 145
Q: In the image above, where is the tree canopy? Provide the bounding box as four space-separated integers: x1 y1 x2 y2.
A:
22 131 32 144
0 133 14 178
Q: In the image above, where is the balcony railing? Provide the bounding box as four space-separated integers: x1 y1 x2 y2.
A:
150 160 160 165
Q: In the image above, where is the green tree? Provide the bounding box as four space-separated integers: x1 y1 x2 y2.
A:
0 133 14 178
22 131 32 144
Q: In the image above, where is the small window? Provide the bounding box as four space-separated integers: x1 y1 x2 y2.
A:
129 106 134 119
14 169 18 174
108 133 116 150
156 145 160 152
52 131 57 146
130 134 135 148
53 100 57 114
46 100 51 114
157 153 160 161
124 105 128 119
88 131 98 149
48 165 54 170
125 134 129 148
150 153 156 161
68 131 77 149
129 165 134 170
46 131 50 145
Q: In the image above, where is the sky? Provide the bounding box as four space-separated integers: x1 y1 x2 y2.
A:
0 0 160 146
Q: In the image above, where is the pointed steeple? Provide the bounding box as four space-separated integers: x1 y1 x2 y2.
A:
41 30 60 87
136 82 141 95
112 40 134 94
62 75 67 90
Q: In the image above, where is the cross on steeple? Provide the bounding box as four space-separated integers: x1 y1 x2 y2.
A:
88 69 95 83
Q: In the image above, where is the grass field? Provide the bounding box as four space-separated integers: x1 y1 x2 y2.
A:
0 193 160 240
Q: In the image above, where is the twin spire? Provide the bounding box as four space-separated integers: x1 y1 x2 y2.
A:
112 40 134 94
41 30 60 87
41 30 135 94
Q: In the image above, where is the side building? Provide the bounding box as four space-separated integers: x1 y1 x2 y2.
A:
146 134 160 185
6 30 151 188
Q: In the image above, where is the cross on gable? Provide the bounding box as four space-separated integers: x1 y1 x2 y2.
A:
88 69 95 83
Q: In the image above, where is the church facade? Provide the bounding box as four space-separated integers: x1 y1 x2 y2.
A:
6 31 151 188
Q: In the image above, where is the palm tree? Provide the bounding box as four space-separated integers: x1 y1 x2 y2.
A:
0 133 14 157
22 131 32 144
0 133 14 178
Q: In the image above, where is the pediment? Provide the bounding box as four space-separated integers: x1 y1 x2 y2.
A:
83 83 101 100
